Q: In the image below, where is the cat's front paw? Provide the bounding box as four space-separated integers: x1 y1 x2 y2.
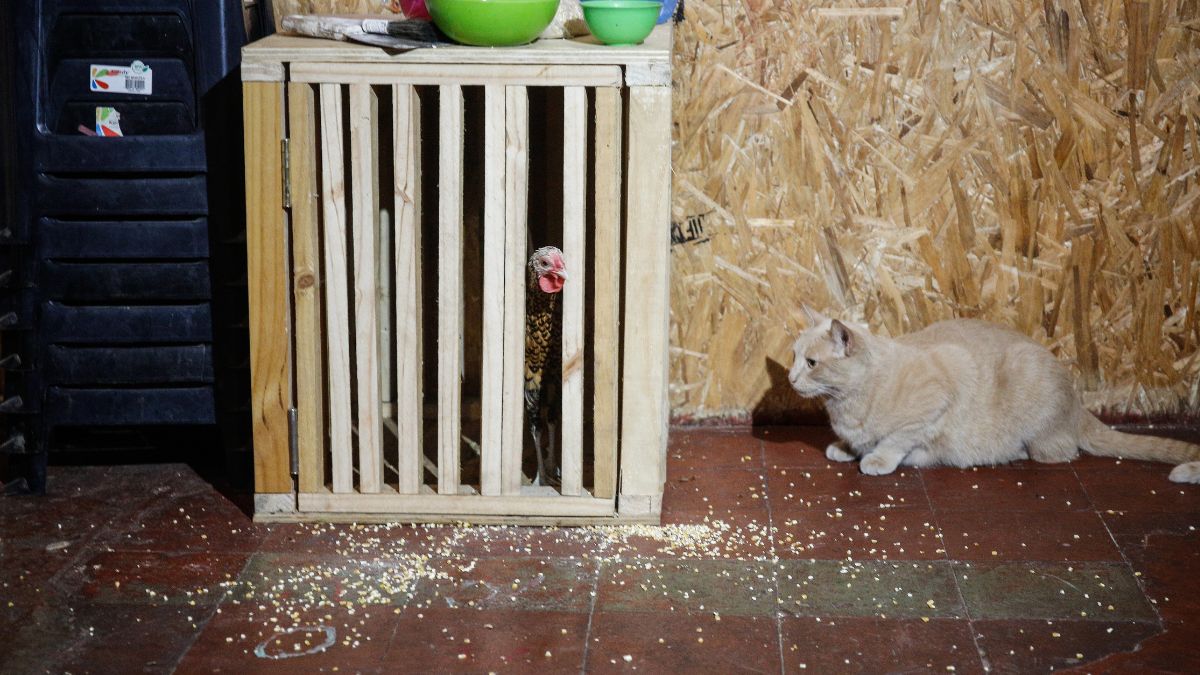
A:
860 453 901 476
1169 462 1200 484
826 443 856 463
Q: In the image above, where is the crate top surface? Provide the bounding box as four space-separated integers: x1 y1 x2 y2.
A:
242 24 672 75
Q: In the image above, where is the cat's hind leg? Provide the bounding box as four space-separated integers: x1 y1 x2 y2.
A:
1026 430 1079 464
826 441 857 463
1169 462 1200 484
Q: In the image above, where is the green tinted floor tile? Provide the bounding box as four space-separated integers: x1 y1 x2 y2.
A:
777 560 964 618
954 561 1156 621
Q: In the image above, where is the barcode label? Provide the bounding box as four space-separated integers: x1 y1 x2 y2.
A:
89 61 153 95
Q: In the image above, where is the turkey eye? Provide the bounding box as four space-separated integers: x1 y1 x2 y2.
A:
805 357 817 368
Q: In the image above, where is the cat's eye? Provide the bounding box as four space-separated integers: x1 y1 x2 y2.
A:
805 357 817 368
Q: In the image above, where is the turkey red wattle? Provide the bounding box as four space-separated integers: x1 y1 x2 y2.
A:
538 272 565 294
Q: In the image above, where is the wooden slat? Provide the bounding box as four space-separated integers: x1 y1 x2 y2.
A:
319 83 354 494
619 86 672 502
591 87 622 500
350 83 383 493
393 83 423 494
290 63 623 87
437 84 464 495
243 81 293 494
299 488 614 517
560 86 587 497
480 86 506 496
501 86 529 495
288 82 325 494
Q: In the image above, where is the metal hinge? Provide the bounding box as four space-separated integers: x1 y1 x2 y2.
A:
288 407 299 477
281 138 292 209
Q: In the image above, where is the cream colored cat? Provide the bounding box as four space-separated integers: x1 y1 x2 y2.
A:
788 306 1200 483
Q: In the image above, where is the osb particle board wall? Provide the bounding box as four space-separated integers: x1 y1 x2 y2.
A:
262 1 1200 423
672 0 1200 424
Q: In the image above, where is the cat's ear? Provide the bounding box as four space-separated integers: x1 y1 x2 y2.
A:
830 319 856 356
801 304 827 327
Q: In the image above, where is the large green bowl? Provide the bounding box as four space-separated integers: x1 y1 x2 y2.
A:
426 0 561 47
581 0 660 46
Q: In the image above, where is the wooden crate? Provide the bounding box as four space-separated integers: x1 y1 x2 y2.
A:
242 27 672 524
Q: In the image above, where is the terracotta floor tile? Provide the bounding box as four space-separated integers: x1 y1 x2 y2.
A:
4 601 209 675
954 561 1156 621
923 466 1091 512
972 619 1161 674
773 507 946 560
759 425 840 468
661 468 769 528
586 611 780 674
597 559 776 616
667 428 763 472
0 543 80 615
1099 509 1200 537
781 616 983 674
410 556 599 613
387 608 588 673
1080 620 1200 674
1076 462 1200 512
777 560 964 619
1116 525 1200 622
935 510 1121 561
767 463 928 512
73 549 249 605
232 552 447 610
176 601 397 674
106 491 267 553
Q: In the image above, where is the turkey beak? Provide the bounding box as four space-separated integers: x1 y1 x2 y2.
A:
556 269 569 280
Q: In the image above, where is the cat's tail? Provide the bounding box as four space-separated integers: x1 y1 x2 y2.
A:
1080 413 1200 483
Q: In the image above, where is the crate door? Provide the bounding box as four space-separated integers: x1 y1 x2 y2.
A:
284 73 624 521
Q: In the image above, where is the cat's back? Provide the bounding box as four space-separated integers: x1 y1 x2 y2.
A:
898 319 1040 353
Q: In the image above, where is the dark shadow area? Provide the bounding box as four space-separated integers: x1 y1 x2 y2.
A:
750 356 827 440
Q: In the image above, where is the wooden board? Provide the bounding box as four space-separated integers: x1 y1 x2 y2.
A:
437 84 464 495
287 82 325 494
349 83 383 493
559 86 587 497
290 63 623 87
619 85 672 499
299 487 615 517
318 82 355 494
243 81 293 494
480 85 506 496
393 83 423 494
501 86 529 495
591 87 622 500
243 26 672 67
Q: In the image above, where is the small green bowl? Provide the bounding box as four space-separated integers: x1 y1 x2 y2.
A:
426 0 560 47
581 0 660 46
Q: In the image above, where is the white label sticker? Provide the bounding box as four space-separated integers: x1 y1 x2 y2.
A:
89 61 153 95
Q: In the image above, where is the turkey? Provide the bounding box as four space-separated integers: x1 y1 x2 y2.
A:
525 246 567 486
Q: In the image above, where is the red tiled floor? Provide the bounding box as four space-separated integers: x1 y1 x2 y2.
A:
767 463 927 511
781 616 984 673
585 611 781 674
923 466 1091 512
3 425 1199 673
934 509 1122 562
973 619 1162 674
773 507 946 560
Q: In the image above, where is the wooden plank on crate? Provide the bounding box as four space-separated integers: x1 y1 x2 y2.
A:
437 84 464 495
299 488 615 517
287 82 325 494
290 63 623 87
350 83 383 493
560 86 587 497
243 26 672 67
319 83 355 494
591 87 622 500
243 81 293 494
393 83 423 494
501 85 529 495
480 86 506 496
619 86 671 502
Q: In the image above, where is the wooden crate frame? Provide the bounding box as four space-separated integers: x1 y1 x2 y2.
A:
242 28 672 524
